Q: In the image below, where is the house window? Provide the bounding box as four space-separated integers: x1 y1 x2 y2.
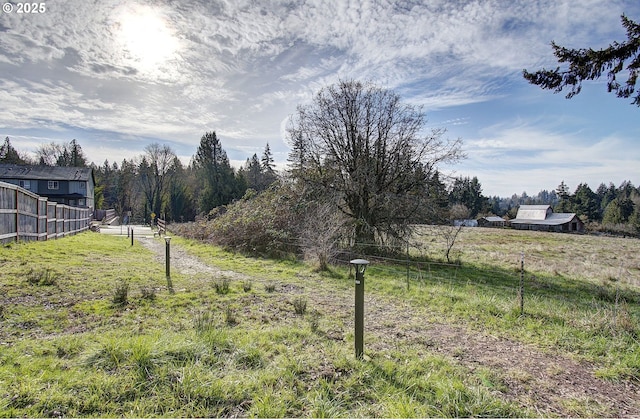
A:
79 182 86 189
48 181 59 190
19 180 31 189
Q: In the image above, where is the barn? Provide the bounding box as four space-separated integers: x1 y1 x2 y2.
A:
509 205 584 233
477 216 506 228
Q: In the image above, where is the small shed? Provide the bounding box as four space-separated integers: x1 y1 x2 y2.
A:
453 219 478 227
477 216 506 228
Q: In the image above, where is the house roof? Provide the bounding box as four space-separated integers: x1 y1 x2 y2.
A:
0 164 93 182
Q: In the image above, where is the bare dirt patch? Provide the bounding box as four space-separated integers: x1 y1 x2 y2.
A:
138 238 640 417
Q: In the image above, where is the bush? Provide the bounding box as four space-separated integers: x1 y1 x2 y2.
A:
172 181 309 257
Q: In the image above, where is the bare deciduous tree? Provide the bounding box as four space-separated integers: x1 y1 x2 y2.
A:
287 80 463 249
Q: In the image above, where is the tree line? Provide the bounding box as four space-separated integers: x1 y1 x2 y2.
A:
2 80 639 256
1 134 278 224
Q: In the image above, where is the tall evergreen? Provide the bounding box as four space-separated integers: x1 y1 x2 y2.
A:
193 131 242 213
0 137 25 164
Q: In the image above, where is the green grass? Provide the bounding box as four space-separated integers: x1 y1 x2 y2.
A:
1 230 639 416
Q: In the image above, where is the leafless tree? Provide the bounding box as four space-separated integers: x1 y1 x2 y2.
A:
287 80 463 249
300 201 348 271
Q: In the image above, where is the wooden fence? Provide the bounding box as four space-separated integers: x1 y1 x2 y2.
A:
0 181 91 244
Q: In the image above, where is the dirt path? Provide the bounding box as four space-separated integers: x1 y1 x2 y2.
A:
138 237 640 417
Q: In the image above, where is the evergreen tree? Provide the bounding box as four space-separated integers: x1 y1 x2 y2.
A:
572 183 601 221
0 137 26 164
260 143 277 189
449 176 487 218
244 154 262 190
193 131 242 213
603 200 624 225
524 15 640 105
555 181 572 213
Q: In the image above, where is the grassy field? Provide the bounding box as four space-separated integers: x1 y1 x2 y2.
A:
1 229 639 417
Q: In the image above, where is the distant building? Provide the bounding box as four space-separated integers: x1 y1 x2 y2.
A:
0 164 95 210
453 219 478 227
477 216 506 228
509 205 584 233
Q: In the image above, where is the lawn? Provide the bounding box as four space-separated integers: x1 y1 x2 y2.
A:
0 229 639 417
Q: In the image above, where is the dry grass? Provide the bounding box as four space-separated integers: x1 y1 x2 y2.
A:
416 227 640 287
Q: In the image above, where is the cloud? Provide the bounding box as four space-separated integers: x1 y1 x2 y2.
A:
1 0 638 198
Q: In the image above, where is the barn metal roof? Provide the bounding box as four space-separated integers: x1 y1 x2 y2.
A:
510 213 579 226
482 216 506 222
515 205 551 220
0 164 93 181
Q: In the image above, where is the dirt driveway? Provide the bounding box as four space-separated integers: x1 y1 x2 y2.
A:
135 236 640 417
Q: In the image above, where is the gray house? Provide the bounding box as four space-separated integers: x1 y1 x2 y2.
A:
509 205 584 233
0 164 95 210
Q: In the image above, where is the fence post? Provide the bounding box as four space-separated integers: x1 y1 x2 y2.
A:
519 252 525 316
406 241 410 291
165 236 171 279
14 187 19 242
350 259 369 360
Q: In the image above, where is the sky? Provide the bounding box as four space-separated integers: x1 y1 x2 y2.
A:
1 0 639 198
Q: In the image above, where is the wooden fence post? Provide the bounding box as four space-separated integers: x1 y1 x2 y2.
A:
519 252 525 316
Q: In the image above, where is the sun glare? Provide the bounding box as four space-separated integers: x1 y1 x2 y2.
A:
115 5 179 73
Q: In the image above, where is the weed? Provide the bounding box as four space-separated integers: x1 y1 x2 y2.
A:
194 310 216 334
265 283 276 293
139 286 156 301
613 301 637 336
112 280 129 307
242 280 252 292
26 268 58 286
292 297 307 316
54 336 84 359
308 309 321 332
214 278 231 294
224 306 238 326
234 346 264 369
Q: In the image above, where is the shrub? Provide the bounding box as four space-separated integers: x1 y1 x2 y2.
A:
176 181 309 257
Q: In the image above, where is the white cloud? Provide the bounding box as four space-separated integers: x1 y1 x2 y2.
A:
0 0 638 197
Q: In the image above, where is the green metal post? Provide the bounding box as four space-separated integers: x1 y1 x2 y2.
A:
351 259 369 360
165 237 171 279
